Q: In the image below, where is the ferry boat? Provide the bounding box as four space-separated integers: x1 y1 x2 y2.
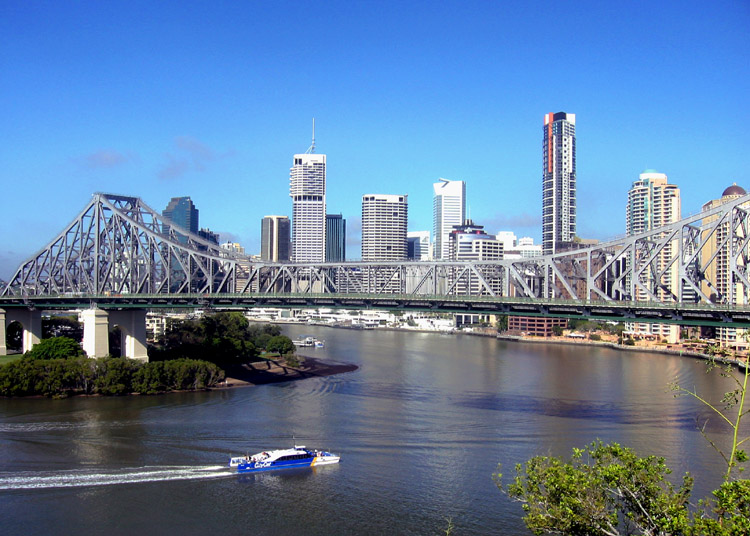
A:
229 445 340 473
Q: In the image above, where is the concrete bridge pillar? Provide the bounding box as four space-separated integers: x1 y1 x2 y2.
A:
4 309 43 354
0 309 6 356
109 310 149 362
81 308 110 358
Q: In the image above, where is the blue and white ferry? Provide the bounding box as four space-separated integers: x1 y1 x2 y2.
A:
229 445 340 473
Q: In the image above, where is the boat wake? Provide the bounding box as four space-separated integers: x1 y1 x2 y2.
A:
0 465 232 490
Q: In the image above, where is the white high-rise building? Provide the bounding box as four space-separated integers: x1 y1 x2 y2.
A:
626 170 681 343
433 178 466 260
542 112 576 254
289 147 326 262
362 194 408 261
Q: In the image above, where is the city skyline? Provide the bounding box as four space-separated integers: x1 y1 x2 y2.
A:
1 1 747 278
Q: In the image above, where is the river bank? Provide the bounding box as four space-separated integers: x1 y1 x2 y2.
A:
222 356 358 387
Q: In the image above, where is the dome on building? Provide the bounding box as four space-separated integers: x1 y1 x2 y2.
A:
722 183 746 197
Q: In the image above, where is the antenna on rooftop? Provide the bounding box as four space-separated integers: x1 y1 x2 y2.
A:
305 118 316 154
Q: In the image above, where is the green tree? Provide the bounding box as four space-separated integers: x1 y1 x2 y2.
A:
267 335 295 355
496 315 508 332
24 337 85 360
496 441 692 536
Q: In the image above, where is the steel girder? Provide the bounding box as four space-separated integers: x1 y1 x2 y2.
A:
2 193 240 296
3 192 750 308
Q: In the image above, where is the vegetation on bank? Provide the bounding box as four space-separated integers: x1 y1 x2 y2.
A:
0 339 224 397
0 312 301 398
148 311 296 366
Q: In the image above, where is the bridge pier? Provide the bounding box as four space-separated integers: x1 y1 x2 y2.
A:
0 309 5 356
1 308 43 355
109 310 148 361
81 308 110 358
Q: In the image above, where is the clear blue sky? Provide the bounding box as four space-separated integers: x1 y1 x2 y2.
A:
1 0 748 279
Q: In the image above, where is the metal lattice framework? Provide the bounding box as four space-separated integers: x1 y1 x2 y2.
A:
3 192 750 312
2 193 241 296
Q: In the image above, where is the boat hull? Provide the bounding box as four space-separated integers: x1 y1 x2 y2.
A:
235 455 340 474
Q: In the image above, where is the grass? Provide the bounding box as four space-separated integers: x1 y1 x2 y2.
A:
0 353 23 365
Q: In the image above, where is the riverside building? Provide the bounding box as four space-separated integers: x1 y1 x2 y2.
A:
361 194 408 261
289 128 326 263
625 170 681 343
261 215 291 262
542 112 576 254
433 178 466 260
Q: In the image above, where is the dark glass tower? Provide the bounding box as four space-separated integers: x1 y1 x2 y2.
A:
325 214 346 262
163 196 199 234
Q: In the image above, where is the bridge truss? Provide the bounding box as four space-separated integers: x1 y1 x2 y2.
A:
3 192 750 317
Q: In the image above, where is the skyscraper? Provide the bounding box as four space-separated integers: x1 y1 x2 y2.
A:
261 215 291 262
290 127 326 263
361 194 408 261
433 178 465 260
542 112 576 254
325 214 346 262
162 196 199 234
701 184 749 348
626 170 681 342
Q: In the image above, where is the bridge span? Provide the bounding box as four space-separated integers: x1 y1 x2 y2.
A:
2 192 750 358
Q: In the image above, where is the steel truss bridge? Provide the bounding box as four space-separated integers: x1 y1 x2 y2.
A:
2 192 750 327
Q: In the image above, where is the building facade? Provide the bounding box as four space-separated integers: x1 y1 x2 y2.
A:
701 184 749 348
325 214 346 262
261 215 291 262
433 178 466 260
361 194 408 261
626 170 681 343
290 153 326 262
407 231 431 261
162 196 199 235
542 112 576 254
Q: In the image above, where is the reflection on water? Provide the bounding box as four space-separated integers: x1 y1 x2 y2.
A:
0 325 744 535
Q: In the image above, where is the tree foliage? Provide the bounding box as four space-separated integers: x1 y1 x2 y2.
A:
0 356 224 397
24 336 85 360
497 441 692 536
150 313 294 366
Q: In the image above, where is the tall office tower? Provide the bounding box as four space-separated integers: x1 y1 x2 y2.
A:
407 231 431 261
361 194 408 261
163 196 199 234
289 127 326 263
701 184 749 348
433 178 466 260
325 214 346 262
626 170 681 343
261 215 291 262
542 112 576 254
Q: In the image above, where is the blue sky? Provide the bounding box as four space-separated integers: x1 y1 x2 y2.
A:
1 0 748 279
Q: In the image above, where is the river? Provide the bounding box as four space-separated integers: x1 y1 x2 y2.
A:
0 325 743 535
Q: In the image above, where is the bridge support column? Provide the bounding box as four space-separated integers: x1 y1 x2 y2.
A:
82 308 110 358
0 309 6 356
109 310 149 362
10 309 42 354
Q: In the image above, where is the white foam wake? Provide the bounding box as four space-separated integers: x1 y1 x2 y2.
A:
0 465 232 490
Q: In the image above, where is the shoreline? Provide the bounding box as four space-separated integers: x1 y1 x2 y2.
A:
270 320 748 370
220 356 358 388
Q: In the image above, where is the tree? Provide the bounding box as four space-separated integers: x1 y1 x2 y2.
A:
496 441 693 536
267 335 295 355
6 321 23 352
496 315 508 332
24 337 85 360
